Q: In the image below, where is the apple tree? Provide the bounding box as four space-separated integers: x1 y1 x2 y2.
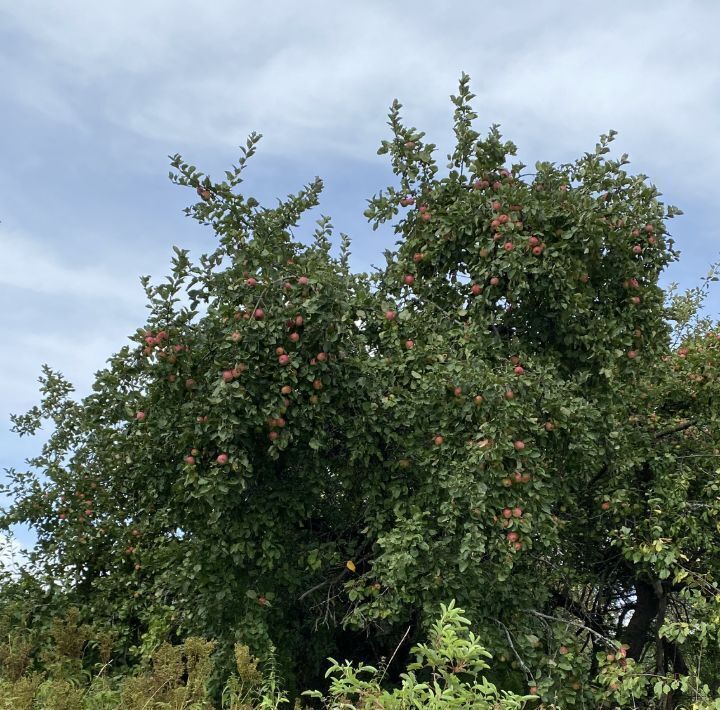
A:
2 75 720 707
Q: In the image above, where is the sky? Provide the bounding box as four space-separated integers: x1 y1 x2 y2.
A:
1 0 719 549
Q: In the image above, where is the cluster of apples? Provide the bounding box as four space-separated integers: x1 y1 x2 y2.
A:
398 195 432 222
629 222 661 256
489 200 524 246
473 168 513 192
140 328 188 360
57 487 96 524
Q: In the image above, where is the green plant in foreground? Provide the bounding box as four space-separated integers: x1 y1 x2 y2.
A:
304 601 533 708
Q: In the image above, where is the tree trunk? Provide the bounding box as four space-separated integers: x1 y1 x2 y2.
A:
621 578 660 660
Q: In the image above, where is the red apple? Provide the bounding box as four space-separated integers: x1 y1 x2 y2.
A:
507 531 519 543
278 354 290 366
633 245 643 255
385 310 397 320
184 455 195 465
473 395 483 405
502 508 512 519
514 440 525 451
490 277 500 287
627 350 637 359
281 385 292 395
631 296 641 305
298 276 309 286
492 201 502 211
413 252 424 263
514 366 524 375
404 274 415 286
601 501 611 510
317 352 328 362
216 453 228 465
434 435 444 446
512 507 522 518
532 245 544 256
503 241 514 252
289 332 300 342
222 370 234 382
580 273 589 283
312 379 323 390
246 277 257 287
454 386 462 397
405 340 414 349
505 390 514 399
268 431 279 441
135 411 146 421
421 212 431 222
254 308 265 320
471 283 482 296
559 646 569 655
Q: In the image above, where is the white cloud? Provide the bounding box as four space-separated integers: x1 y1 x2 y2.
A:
0 227 146 303
0 227 153 425
3 0 719 187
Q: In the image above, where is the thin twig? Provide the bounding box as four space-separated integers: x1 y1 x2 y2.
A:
524 609 616 648
379 624 412 684
493 619 533 679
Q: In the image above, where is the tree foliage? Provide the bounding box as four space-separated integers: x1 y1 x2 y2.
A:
2 74 720 707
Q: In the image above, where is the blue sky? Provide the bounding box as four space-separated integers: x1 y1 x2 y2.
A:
1 1 719 549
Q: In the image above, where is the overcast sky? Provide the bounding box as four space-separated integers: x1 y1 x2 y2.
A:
1 0 719 548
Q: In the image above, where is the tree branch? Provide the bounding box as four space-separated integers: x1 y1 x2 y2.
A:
655 419 695 439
